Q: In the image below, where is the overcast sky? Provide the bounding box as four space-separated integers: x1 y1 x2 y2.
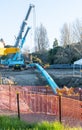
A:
0 0 82 52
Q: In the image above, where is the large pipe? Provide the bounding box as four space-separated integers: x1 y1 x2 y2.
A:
29 63 59 94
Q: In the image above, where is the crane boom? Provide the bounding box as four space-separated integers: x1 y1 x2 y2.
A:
14 4 34 47
20 27 31 49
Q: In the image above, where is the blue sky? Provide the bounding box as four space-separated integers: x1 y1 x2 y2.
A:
0 0 82 52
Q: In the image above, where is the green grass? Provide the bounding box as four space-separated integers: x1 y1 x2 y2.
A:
0 115 36 130
0 115 81 130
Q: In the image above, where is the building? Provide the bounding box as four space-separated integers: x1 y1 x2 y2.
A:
0 38 5 48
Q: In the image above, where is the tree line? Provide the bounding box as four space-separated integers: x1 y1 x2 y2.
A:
23 18 82 64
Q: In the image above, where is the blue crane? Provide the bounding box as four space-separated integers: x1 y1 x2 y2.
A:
1 4 34 69
8 27 31 69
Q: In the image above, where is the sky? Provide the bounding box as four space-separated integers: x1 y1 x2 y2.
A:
0 0 82 52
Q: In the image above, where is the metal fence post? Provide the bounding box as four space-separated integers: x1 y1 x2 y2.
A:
59 95 62 123
17 93 20 120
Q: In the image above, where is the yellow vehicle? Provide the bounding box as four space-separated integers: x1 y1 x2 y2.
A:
0 48 20 56
30 55 50 68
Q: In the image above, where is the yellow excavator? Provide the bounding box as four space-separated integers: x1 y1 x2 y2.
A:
30 54 50 68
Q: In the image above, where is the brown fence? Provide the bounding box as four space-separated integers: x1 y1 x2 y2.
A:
0 85 82 122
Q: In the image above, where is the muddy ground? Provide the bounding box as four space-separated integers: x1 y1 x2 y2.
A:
0 67 82 88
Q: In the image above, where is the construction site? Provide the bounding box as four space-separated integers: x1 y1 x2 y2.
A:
0 3 82 128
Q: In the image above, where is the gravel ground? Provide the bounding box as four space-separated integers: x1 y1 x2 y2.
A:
0 68 48 86
0 68 82 88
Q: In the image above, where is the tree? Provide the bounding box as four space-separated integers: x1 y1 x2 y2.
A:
60 19 82 46
60 23 71 47
53 38 58 48
34 24 49 52
72 19 82 43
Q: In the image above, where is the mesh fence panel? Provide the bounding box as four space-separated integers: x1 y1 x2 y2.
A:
0 85 81 122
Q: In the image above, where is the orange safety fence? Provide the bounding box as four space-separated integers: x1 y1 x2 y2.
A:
60 96 81 120
0 85 81 121
0 85 58 115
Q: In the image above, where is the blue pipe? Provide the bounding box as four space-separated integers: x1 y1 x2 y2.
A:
29 63 59 94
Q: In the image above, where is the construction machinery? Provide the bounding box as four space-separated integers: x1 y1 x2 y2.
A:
0 48 20 56
1 4 34 70
30 54 50 68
